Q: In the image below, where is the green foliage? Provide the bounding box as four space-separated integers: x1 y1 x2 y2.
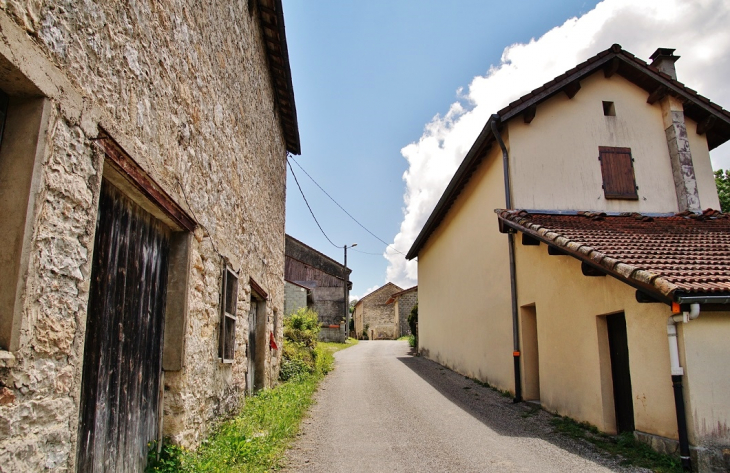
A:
714 169 730 213
407 334 417 347
550 416 682 472
361 323 370 340
146 315 359 472
283 308 320 348
407 303 418 345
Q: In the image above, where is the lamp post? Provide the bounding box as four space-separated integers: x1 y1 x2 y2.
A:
344 243 356 340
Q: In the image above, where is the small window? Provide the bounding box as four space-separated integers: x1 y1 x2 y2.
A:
219 266 238 363
599 146 638 200
602 101 616 116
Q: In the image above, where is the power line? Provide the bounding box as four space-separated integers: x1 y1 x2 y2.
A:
286 158 341 249
288 156 406 256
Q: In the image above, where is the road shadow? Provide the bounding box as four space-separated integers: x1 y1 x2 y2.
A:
396 350 643 472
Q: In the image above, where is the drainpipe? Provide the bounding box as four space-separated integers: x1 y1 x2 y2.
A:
666 302 699 471
490 116 522 403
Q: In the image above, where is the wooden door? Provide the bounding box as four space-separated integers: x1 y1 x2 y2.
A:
607 312 635 433
77 181 171 472
247 300 257 396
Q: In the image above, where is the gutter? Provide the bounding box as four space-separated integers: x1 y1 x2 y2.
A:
666 303 700 471
490 116 522 403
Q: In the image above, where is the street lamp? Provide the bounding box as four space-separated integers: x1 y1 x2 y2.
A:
344 243 357 340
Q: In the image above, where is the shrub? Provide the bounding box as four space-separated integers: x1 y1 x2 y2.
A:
283 308 320 348
407 303 418 338
407 334 416 347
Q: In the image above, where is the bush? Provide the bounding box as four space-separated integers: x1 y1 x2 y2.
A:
283 308 320 348
407 334 416 347
280 308 322 382
407 303 418 338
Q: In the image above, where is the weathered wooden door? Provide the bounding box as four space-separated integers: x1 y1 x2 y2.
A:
607 312 635 433
247 300 257 396
77 181 171 472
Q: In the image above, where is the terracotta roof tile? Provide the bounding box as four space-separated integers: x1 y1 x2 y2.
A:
497 209 730 298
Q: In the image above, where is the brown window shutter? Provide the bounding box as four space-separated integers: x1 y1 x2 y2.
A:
599 146 638 200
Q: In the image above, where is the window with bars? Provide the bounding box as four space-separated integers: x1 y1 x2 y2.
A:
598 146 638 200
219 266 238 363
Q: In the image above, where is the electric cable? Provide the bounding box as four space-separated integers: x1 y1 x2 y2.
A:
287 158 341 249
288 156 406 256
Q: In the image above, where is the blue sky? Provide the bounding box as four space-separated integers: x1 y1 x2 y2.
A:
282 0 730 299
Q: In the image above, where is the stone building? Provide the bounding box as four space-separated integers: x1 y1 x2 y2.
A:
353 283 403 340
0 1 299 471
284 235 351 342
386 286 418 337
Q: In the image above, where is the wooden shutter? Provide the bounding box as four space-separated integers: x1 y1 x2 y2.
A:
599 146 638 200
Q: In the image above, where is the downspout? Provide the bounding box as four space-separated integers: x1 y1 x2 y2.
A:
666 302 699 471
491 116 522 403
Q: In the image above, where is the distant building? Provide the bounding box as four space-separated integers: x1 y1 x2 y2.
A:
353 283 403 340
284 235 351 341
386 286 418 337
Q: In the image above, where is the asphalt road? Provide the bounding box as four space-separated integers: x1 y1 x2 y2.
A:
284 340 649 473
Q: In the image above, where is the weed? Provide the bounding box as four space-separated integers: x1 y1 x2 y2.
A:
550 416 682 473
520 406 541 418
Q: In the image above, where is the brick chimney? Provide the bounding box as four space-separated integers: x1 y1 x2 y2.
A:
650 48 680 80
650 48 701 212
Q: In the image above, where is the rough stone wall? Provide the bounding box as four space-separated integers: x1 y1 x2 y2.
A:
360 283 402 340
0 1 289 470
396 290 418 337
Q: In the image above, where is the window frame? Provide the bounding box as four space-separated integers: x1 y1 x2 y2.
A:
219 265 239 363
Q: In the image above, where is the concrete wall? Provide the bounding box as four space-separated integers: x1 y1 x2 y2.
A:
418 143 515 389
0 3 288 470
515 241 678 438
680 312 730 470
508 73 720 213
284 281 308 317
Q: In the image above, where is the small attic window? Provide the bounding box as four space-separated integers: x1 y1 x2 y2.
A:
603 101 616 116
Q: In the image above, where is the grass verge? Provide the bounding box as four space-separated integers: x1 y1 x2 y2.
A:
550 416 682 473
147 339 357 473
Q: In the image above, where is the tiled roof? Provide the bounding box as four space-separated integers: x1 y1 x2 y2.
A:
497 209 730 301
406 44 730 261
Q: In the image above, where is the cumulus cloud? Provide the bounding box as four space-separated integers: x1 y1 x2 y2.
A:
385 0 730 288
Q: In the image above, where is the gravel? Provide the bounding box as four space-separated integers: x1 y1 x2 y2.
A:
283 340 651 473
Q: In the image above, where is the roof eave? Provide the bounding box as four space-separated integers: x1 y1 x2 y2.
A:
406 115 500 259
257 0 301 155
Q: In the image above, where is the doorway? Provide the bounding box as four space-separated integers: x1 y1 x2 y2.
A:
77 181 171 472
520 305 540 402
606 312 635 433
247 299 257 396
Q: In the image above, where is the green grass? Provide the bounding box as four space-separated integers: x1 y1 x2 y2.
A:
147 340 357 473
550 416 683 473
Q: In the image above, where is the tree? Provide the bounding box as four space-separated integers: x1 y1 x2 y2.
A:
349 298 358 314
715 169 730 213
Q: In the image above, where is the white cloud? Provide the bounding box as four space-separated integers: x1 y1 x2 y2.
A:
351 284 381 301
386 0 730 288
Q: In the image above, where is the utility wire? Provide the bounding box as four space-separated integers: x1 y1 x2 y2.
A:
288 156 406 256
287 158 341 249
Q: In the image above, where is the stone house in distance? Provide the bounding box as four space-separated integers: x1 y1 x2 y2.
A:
407 45 730 471
284 235 351 342
0 1 298 471
353 282 403 340
386 286 418 337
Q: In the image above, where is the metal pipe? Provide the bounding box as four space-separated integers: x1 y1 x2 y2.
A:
666 303 700 471
491 116 522 403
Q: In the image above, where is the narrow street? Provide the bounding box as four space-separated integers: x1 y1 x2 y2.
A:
284 340 648 473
